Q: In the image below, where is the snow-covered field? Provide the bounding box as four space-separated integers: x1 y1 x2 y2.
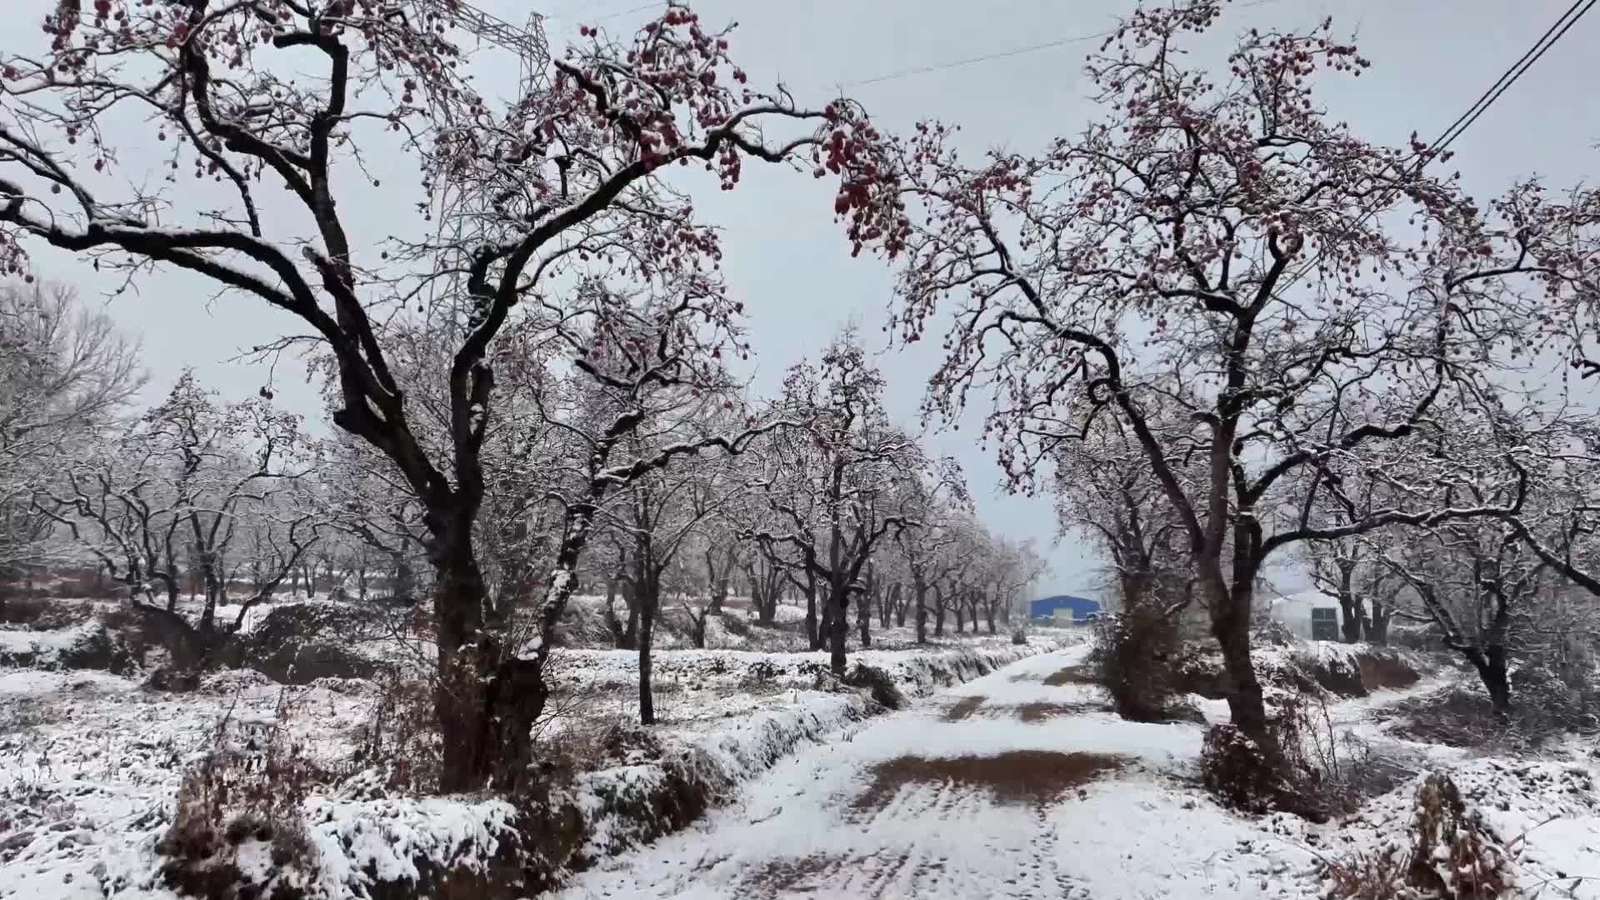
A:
6 600 1598 900
0 606 1068 899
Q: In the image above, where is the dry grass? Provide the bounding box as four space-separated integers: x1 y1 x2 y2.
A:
854 751 1124 810
1357 654 1421 691
1017 702 1080 722
943 695 985 722
1042 665 1098 687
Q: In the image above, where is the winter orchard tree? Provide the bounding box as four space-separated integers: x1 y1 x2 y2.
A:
317 433 430 604
1304 533 1396 644
593 392 752 724
39 373 319 663
748 333 920 675
0 280 142 590
979 535 1045 634
893 458 971 644
738 426 825 644
1053 391 1197 620
0 0 902 790
867 3 1557 744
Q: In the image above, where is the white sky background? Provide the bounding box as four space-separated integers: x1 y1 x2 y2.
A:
4 0 1598 599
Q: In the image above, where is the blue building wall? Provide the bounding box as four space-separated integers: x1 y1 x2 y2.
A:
1029 595 1102 622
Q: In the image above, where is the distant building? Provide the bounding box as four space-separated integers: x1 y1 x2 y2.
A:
1266 591 1341 641
1029 595 1102 624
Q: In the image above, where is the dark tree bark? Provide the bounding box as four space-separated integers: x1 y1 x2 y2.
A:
1463 645 1511 713
638 575 660 725
913 580 928 643
857 584 872 649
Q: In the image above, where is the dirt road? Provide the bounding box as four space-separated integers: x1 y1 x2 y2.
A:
556 645 1316 899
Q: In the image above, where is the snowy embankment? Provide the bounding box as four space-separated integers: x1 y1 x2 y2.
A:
0 632 1069 899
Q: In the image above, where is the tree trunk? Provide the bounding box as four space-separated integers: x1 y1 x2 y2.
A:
985 606 997 635
954 602 965 634
1338 596 1362 643
914 582 927 643
1210 578 1269 745
603 577 627 648
828 584 849 676
857 585 871 649
1329 561 1359 643
431 523 544 794
639 579 659 725
805 580 823 651
1365 598 1391 646
933 601 945 638
1463 645 1511 713
392 552 415 603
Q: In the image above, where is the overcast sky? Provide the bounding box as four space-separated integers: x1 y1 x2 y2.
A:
5 0 1598 599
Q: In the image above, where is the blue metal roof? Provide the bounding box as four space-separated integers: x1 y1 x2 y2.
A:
1029 595 1101 620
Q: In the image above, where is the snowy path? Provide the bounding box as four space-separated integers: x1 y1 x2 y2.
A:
556 645 1320 900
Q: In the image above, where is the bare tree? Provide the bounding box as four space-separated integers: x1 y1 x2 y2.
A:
862 3 1546 745
40 374 319 664
0 2 898 790
1 281 142 596
748 334 918 675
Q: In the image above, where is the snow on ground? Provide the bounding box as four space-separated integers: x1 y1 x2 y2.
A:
0 626 1064 899
557 644 1600 900
0 667 374 900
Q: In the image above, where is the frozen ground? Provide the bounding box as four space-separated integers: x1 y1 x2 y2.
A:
0 617 1062 899
557 644 1600 900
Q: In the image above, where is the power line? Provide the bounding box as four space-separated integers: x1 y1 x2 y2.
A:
843 32 1109 88
1430 0 1596 158
840 0 1288 89
1274 0 1596 298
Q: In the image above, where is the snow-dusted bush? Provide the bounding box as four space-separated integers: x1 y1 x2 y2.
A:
1326 773 1516 900
1093 607 1181 722
1199 724 1299 817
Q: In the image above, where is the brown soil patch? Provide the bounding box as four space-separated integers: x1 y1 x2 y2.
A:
1018 702 1080 722
1043 665 1098 687
1358 654 1420 691
944 695 985 721
855 751 1124 810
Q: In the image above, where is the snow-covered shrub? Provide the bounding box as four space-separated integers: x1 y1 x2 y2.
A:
1271 688 1397 818
157 701 332 898
842 662 906 710
1322 847 1412 900
1508 663 1600 736
1199 723 1298 817
1093 607 1181 721
353 671 441 794
1405 773 1514 899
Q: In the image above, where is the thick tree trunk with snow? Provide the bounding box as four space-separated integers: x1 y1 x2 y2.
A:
828 587 849 676
1365 598 1391 646
431 504 564 793
1207 574 1270 745
1463 645 1511 713
804 579 821 650
913 581 926 639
